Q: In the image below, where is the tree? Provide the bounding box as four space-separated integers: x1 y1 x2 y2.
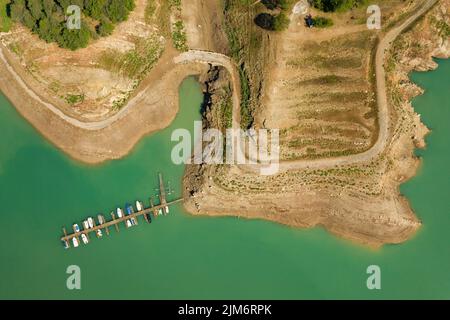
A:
27 0 43 20
311 0 365 12
254 13 275 30
9 0 136 50
261 0 289 10
58 23 90 50
42 0 55 16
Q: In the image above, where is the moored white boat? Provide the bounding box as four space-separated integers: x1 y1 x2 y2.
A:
87 217 94 228
81 234 89 244
117 208 124 218
83 220 89 230
72 237 79 248
136 201 143 212
73 224 80 233
96 229 103 238
164 206 169 214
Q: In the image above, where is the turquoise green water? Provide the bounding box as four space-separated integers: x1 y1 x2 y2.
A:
0 64 449 299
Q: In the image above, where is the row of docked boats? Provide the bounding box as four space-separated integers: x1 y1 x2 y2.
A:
63 199 167 249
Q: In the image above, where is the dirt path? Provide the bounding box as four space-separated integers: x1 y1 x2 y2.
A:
249 0 438 172
0 46 238 130
174 50 242 128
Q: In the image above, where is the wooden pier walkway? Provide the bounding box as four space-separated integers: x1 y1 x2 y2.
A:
61 173 182 248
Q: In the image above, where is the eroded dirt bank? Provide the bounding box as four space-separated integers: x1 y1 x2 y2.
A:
0 53 208 163
182 1 449 248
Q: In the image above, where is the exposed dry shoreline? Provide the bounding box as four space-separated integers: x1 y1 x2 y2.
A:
182 0 449 248
0 0 448 247
0 43 209 164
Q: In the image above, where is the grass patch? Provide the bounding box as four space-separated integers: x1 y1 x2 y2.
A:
65 94 85 105
288 54 363 69
297 75 349 86
172 20 188 52
99 36 163 79
144 0 157 24
312 16 334 28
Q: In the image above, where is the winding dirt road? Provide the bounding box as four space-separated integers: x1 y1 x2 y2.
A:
0 0 437 170
274 0 438 171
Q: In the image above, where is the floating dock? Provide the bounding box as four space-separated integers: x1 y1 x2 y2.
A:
61 174 181 248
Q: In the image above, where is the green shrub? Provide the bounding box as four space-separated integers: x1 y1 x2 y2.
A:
311 0 366 12
312 16 334 28
274 12 290 31
254 12 290 31
97 19 115 36
254 13 275 31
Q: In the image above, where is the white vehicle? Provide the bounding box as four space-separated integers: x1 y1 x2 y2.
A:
117 208 124 218
83 220 89 230
87 217 94 228
73 224 80 233
96 229 103 238
72 237 79 248
164 206 169 215
136 201 143 212
81 234 89 244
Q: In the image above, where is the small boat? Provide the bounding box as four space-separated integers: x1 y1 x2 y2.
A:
73 224 80 233
72 237 79 248
126 203 134 215
136 201 143 212
62 240 70 249
158 208 163 216
130 218 137 226
117 208 124 218
145 213 152 223
83 220 89 230
164 206 169 215
87 217 94 228
97 214 105 224
96 229 103 238
126 220 132 228
81 234 89 244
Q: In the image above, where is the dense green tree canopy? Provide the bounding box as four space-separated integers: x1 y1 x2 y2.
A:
9 0 135 50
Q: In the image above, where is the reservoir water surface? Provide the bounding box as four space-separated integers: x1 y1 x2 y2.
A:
0 62 449 299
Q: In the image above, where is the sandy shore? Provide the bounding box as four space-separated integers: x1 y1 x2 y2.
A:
0 43 209 164
182 0 449 248
0 0 448 247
